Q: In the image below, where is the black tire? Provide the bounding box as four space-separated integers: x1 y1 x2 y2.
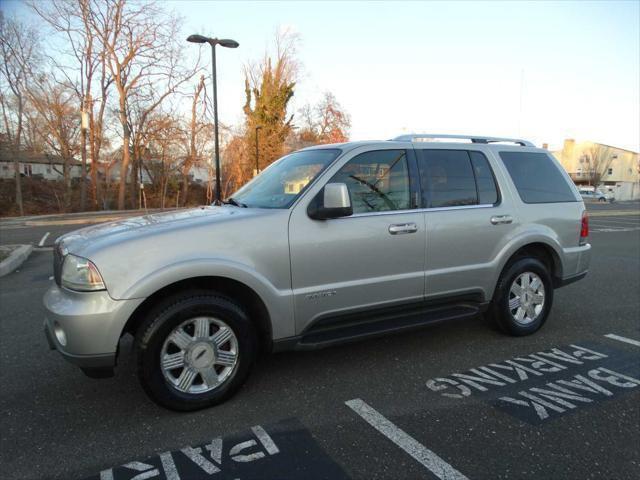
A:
135 291 257 411
488 257 553 336
599 197 606 203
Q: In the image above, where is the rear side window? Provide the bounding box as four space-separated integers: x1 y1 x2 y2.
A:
500 152 577 203
417 150 499 208
418 150 477 207
470 151 499 205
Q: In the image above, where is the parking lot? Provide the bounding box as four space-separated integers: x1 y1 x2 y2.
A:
1 202 639 480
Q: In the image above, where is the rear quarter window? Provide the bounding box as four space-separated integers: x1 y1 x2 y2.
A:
500 152 577 203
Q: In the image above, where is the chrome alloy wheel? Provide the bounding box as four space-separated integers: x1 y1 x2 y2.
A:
508 271 545 325
160 317 239 394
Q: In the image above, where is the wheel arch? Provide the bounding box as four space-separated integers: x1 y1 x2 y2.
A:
123 276 273 353
498 241 563 289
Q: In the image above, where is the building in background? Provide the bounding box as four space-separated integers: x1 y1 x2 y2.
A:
0 146 82 181
552 139 639 200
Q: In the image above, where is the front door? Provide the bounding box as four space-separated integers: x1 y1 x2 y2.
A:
288 147 425 334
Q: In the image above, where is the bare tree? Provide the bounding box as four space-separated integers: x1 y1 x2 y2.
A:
583 144 615 188
295 92 351 148
220 134 249 199
88 0 192 209
27 79 81 210
143 113 183 208
0 13 40 215
29 0 114 211
180 74 209 201
126 37 200 208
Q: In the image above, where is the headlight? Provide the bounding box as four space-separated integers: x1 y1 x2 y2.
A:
61 254 106 291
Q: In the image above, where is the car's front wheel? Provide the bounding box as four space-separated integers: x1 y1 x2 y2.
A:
489 257 553 336
135 292 256 411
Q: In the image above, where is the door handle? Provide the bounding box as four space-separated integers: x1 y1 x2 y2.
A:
490 215 513 225
389 222 418 234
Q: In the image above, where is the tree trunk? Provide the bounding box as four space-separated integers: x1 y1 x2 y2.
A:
80 121 88 211
14 95 24 216
130 144 140 209
117 95 130 210
182 171 189 205
63 156 72 212
89 110 99 210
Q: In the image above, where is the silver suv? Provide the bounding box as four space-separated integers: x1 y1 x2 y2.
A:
44 134 592 410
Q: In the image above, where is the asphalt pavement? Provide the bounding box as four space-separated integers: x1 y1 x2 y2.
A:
0 209 174 247
0 203 639 480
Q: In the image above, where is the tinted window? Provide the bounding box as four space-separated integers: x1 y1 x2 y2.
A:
418 150 477 207
500 152 577 203
469 151 499 205
330 150 411 214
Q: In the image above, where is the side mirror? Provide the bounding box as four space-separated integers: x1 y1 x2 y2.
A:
307 183 353 220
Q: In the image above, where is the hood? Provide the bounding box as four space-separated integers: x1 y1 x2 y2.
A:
58 206 255 255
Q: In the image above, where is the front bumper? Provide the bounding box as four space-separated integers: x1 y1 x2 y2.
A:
43 283 144 371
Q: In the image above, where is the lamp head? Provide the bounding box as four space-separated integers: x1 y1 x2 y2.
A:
187 34 209 44
218 39 239 48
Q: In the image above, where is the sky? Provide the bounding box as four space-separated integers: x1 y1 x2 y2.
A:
3 0 640 152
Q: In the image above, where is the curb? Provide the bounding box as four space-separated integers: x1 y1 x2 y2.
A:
0 245 34 277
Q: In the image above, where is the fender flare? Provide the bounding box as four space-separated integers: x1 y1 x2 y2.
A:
118 258 294 339
489 229 564 299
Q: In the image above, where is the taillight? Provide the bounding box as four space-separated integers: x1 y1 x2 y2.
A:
580 211 589 245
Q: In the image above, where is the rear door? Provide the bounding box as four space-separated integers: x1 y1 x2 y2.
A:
416 148 517 302
288 146 425 334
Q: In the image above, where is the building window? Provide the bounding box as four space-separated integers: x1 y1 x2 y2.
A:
607 168 613 175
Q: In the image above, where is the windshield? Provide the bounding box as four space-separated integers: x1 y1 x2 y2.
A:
230 148 342 208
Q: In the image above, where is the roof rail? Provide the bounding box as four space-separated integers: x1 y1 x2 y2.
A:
391 133 535 147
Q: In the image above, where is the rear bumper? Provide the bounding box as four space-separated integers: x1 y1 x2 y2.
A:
555 271 588 288
557 243 591 288
43 283 144 371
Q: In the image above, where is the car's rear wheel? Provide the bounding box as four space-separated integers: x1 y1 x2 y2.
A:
489 257 553 336
135 291 256 411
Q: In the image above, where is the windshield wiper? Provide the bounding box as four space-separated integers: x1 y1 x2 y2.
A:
222 197 248 208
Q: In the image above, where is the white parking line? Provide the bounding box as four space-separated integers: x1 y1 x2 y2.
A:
346 398 469 480
38 232 50 247
604 334 640 348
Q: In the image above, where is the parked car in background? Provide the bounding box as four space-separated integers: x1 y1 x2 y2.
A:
44 134 592 411
579 188 614 203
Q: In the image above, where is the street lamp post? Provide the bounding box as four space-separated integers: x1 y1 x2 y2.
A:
187 34 239 205
254 125 262 176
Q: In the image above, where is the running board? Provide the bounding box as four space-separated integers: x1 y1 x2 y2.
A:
280 300 486 351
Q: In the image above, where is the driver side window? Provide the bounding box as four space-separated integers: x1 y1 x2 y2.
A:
329 150 411 214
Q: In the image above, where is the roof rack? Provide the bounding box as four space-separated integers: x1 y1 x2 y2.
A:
391 134 535 147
